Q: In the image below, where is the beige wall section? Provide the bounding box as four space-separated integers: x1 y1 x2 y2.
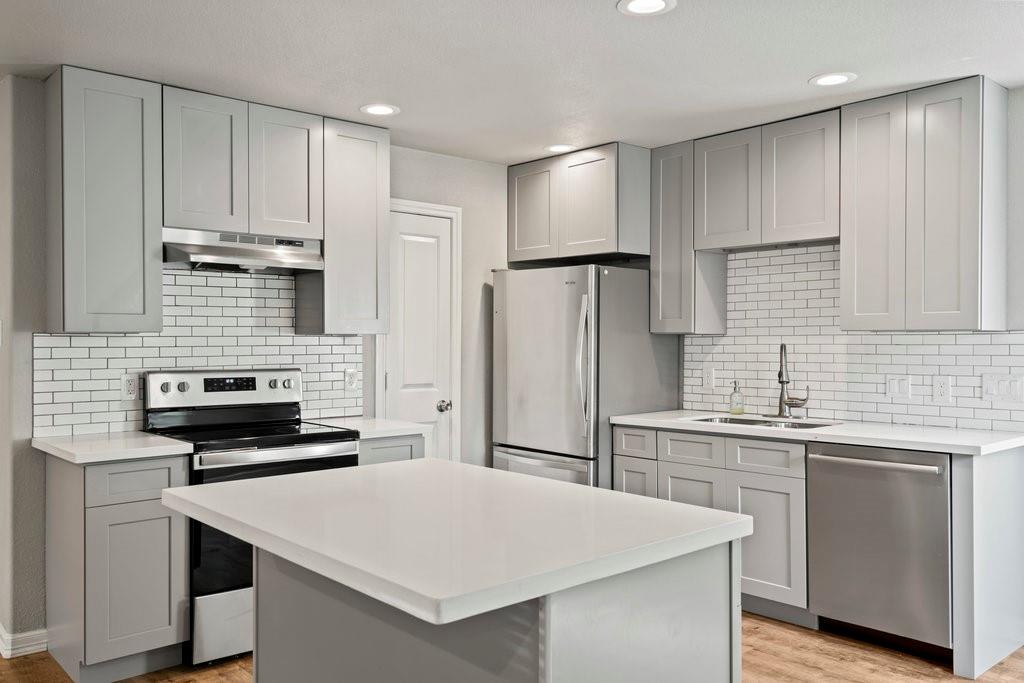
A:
386 146 507 466
0 75 47 634
1008 87 1024 330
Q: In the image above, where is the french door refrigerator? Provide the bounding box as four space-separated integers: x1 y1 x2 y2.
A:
493 265 679 488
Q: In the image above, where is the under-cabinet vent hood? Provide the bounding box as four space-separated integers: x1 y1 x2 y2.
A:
163 228 324 274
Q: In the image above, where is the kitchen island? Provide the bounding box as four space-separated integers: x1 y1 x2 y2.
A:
162 458 752 682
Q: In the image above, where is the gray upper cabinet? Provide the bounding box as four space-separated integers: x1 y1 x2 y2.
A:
507 143 650 262
650 141 726 334
84 499 189 665
508 156 560 262
295 119 390 335
694 127 761 250
163 87 249 232
248 103 324 239
906 76 1007 331
839 94 908 331
761 110 839 245
46 66 163 333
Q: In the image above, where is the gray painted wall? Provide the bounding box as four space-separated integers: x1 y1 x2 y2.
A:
0 75 47 635
388 146 507 466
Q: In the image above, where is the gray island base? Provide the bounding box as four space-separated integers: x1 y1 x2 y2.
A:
253 542 741 682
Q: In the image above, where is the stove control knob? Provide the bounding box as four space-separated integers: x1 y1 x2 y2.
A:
177 381 190 393
282 379 294 390
269 379 279 389
160 382 171 394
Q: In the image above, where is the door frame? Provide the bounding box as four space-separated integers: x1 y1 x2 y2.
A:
374 199 463 462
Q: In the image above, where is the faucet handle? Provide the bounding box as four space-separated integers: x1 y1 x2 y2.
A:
783 385 810 408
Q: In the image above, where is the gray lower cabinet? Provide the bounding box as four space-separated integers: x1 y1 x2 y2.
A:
248 103 324 239
46 455 189 682
724 469 807 608
360 434 425 465
45 66 163 333
657 461 727 509
649 141 727 335
612 454 658 497
295 119 390 335
693 127 762 250
162 86 249 232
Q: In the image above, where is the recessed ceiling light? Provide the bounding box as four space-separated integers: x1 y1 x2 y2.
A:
546 144 575 153
360 103 400 116
809 72 858 87
616 0 677 16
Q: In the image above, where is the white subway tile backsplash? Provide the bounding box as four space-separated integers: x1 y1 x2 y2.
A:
33 269 363 437
682 244 1024 432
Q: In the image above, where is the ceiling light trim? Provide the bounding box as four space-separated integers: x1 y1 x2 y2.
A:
360 103 401 116
808 72 858 87
616 0 677 17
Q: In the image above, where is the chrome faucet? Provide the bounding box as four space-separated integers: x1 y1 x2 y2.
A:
774 343 809 418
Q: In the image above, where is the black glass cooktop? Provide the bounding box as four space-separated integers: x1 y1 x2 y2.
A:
153 421 358 453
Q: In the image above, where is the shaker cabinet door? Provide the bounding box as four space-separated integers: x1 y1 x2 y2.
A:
508 156 560 261
658 461 727 510
84 500 189 665
559 144 618 257
613 455 658 498
839 94 908 331
163 87 249 232
694 127 761 250
761 110 839 245
55 66 163 333
248 104 324 239
905 78 982 330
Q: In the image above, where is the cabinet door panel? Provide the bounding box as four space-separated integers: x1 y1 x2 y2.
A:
761 110 839 244
59 67 162 332
360 435 425 465
658 431 726 468
249 104 324 239
694 128 761 249
559 144 617 257
658 461 727 509
906 78 981 330
725 438 805 478
508 157 559 261
725 471 807 608
613 455 657 497
163 87 248 232
612 427 657 460
840 94 908 331
85 500 188 664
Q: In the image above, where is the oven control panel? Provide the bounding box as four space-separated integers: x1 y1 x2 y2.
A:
144 369 302 409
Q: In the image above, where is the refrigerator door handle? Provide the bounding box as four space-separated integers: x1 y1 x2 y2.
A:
575 294 589 436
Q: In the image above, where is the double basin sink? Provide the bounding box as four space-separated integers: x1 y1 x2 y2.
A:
696 416 835 430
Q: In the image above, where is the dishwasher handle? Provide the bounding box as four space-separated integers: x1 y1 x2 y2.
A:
809 452 944 475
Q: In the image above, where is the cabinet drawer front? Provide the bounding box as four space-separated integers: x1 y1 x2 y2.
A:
612 427 656 460
658 432 726 468
360 436 425 465
726 438 805 478
657 461 727 509
85 457 188 507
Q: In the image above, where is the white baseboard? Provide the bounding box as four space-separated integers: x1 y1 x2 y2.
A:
0 622 47 658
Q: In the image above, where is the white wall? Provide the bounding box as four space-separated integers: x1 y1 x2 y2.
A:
0 75 46 635
1008 87 1024 329
388 146 507 465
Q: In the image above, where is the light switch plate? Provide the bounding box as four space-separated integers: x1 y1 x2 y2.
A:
886 375 912 400
982 374 1024 405
932 376 953 405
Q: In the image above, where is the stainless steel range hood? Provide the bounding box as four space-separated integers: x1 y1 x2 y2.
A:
163 228 324 274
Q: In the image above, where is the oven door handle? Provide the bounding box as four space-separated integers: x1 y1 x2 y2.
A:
195 441 359 469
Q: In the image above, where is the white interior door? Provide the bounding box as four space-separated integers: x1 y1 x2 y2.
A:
384 208 456 459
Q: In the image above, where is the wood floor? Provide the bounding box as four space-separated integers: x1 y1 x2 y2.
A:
1 614 1022 682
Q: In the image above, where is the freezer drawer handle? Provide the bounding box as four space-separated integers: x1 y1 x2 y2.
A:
809 452 943 475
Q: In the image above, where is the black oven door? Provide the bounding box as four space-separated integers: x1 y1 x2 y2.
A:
189 451 357 597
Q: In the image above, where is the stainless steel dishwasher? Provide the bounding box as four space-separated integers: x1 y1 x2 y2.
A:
808 442 951 647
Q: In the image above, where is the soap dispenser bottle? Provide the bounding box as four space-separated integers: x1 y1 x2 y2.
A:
729 381 745 415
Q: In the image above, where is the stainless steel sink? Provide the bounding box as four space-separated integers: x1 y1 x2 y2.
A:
770 421 829 429
695 417 834 429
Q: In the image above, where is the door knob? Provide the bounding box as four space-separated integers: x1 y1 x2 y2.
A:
436 400 453 413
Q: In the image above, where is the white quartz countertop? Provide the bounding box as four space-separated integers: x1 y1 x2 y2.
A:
610 411 1024 456
162 458 752 625
33 431 193 465
309 416 431 440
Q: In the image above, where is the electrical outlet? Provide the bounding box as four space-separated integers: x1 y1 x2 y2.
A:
932 376 953 405
121 373 141 401
343 368 359 390
703 367 716 389
886 375 912 400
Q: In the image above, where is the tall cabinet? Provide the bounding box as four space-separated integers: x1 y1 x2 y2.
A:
840 76 1007 331
46 66 163 333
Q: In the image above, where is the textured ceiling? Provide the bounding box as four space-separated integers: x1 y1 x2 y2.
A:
2 0 1023 164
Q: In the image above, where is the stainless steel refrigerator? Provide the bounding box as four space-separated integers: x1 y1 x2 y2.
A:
492 265 679 488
